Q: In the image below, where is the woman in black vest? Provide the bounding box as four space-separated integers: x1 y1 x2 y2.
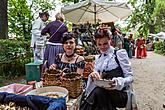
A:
80 28 134 110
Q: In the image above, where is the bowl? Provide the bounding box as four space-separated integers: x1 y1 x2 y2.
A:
26 86 69 102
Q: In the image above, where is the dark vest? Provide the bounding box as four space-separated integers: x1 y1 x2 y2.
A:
101 50 126 90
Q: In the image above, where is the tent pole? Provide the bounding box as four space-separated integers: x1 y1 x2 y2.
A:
94 4 96 24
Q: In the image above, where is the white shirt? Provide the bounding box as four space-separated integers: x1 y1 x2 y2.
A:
94 46 133 90
85 46 133 96
30 18 46 48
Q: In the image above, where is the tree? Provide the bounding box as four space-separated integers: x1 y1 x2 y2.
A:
8 0 32 39
0 0 8 39
8 0 56 39
152 0 165 32
128 0 156 36
30 0 56 19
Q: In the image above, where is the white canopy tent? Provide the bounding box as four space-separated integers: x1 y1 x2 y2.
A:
61 0 132 24
150 32 165 40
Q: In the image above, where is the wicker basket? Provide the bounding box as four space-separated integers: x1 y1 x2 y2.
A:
60 72 83 98
83 56 94 79
43 69 62 86
84 56 95 62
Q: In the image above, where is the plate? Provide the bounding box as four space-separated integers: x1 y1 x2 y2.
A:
94 79 114 88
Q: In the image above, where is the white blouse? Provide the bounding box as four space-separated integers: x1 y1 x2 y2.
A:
94 46 133 90
85 46 133 96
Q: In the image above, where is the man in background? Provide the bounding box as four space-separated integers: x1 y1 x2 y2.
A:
30 12 49 63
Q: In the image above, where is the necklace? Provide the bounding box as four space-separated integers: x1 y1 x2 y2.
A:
65 53 75 57
65 53 75 62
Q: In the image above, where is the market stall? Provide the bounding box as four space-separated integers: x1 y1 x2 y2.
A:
0 0 133 109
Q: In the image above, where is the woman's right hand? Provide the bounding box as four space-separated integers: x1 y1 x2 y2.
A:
49 63 56 70
89 72 102 80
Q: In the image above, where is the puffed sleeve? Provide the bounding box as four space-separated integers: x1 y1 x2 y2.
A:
113 49 134 90
77 60 85 69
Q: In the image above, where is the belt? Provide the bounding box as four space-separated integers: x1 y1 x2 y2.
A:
46 41 62 46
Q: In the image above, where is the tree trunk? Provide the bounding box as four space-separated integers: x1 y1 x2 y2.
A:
0 0 8 39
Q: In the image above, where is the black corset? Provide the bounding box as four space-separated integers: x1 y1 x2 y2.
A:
102 66 124 80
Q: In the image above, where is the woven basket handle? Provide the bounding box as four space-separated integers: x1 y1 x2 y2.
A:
61 68 71 76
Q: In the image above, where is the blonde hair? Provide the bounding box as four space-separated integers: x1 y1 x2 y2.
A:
55 12 65 22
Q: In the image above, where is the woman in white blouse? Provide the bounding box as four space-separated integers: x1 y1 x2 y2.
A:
80 28 134 110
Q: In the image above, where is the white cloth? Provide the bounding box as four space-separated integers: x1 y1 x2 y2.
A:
30 18 47 48
86 46 133 96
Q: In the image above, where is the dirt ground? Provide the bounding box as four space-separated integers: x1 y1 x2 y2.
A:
131 51 165 110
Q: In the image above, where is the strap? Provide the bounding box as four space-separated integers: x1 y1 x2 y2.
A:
114 49 125 77
49 23 64 40
75 55 80 63
59 53 63 62
114 49 120 67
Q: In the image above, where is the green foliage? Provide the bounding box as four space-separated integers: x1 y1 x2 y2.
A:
128 0 156 35
8 0 32 39
0 39 32 79
8 0 56 39
128 0 165 35
154 41 165 55
31 0 56 17
152 0 165 32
